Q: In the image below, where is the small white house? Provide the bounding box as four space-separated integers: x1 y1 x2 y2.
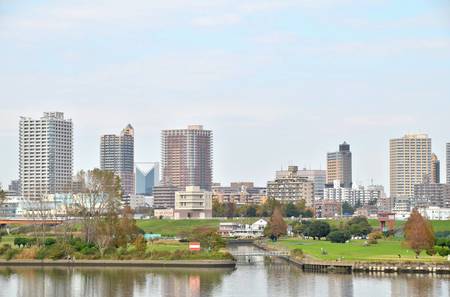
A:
219 219 268 238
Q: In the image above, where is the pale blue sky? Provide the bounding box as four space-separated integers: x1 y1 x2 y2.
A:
1 0 450 193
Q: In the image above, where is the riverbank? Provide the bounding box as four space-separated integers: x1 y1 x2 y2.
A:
0 259 236 268
253 240 450 275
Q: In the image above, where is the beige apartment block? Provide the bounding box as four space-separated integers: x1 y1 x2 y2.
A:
390 133 431 199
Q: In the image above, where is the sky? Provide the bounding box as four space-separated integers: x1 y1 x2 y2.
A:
1 0 450 193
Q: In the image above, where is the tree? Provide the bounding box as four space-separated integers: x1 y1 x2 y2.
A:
224 202 237 218
212 199 225 217
245 205 257 217
189 227 225 251
284 202 300 217
291 221 305 237
72 169 122 244
342 202 354 215
404 209 435 256
327 230 351 243
264 207 287 240
307 221 331 240
346 216 372 237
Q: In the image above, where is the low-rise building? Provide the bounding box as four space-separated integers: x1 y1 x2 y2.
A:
314 199 341 218
413 182 450 208
218 219 268 238
174 186 212 219
418 207 450 220
154 208 174 219
153 184 179 209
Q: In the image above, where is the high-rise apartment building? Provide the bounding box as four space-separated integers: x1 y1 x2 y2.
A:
431 153 440 184
135 162 159 196
161 125 212 190
326 142 352 188
267 166 315 207
447 143 450 184
390 133 432 199
100 124 134 195
19 112 73 200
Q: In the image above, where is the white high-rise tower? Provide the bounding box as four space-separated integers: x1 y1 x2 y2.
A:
19 112 73 200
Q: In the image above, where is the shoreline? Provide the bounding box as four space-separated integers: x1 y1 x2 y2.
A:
0 259 236 268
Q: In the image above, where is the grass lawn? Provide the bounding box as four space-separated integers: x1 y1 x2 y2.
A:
136 218 259 237
136 219 222 237
269 238 448 263
145 241 188 252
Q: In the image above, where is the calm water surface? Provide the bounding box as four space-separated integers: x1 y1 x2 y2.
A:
0 244 448 297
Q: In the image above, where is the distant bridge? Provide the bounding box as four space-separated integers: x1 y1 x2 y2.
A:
0 218 64 225
232 251 290 257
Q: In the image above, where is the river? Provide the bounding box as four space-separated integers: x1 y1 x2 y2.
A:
0 244 448 297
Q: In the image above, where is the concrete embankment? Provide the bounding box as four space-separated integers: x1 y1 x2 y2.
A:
0 259 236 268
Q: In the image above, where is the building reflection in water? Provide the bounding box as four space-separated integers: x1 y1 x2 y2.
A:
0 267 233 297
0 264 449 297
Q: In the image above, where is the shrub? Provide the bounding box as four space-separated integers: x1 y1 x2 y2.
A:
80 246 98 256
0 244 11 255
327 230 351 243
134 235 147 254
426 247 436 256
44 238 57 247
436 238 450 248
5 248 19 260
16 247 38 259
290 248 304 259
14 237 30 248
437 247 450 257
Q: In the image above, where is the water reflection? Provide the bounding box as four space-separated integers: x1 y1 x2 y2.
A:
0 245 448 297
0 267 233 297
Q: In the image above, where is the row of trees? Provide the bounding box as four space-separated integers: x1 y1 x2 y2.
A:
212 199 313 218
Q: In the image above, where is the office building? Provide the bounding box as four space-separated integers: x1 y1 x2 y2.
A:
431 153 440 184
390 133 431 199
174 186 212 219
267 166 315 207
161 125 212 190
100 124 134 195
135 162 159 196
297 169 326 199
326 142 352 188
19 112 73 200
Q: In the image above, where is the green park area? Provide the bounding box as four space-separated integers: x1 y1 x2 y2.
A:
268 238 446 263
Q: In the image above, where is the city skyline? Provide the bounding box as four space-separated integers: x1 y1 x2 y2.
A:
1 1 450 192
2 113 450 196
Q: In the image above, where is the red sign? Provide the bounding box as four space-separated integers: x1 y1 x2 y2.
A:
189 242 201 251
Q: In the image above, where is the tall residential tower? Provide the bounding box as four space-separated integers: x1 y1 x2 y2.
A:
390 133 431 199
161 125 212 190
326 142 352 188
100 124 135 195
19 112 73 200
447 143 450 184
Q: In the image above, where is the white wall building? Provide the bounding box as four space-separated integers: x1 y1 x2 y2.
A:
418 207 450 220
174 186 212 219
19 112 73 200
